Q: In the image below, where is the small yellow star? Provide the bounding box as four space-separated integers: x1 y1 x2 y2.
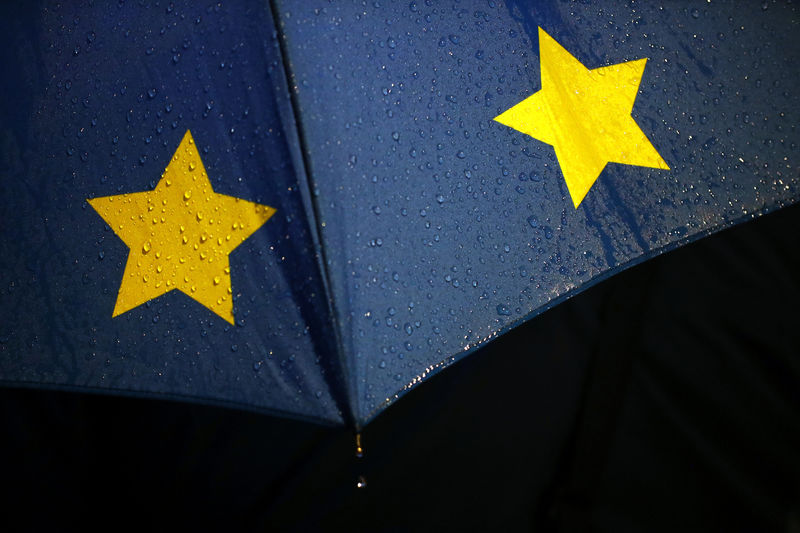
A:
88 130 276 324
495 27 669 208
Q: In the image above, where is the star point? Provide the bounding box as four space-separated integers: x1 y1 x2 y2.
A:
495 27 669 208
88 130 276 324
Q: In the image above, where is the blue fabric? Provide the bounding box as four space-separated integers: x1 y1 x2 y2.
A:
276 0 799 424
0 1 344 425
0 1 797 427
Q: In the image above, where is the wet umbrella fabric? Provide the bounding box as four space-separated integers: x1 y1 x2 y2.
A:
0 1 798 428
3 202 799 531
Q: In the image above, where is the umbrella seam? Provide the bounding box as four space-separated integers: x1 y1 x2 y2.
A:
267 0 357 429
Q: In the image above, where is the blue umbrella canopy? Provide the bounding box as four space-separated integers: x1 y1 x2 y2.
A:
0 1 797 428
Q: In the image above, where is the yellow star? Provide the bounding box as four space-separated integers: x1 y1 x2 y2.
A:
88 130 276 324
495 27 669 208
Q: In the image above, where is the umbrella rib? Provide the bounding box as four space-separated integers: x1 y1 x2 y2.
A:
267 0 357 429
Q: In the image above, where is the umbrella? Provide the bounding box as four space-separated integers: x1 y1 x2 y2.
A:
3 203 799 531
1 0 797 433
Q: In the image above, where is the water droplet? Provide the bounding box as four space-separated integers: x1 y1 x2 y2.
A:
496 304 511 316
142 242 151 254
183 190 192 200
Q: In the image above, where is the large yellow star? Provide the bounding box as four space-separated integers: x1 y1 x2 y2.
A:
495 27 669 208
88 130 276 324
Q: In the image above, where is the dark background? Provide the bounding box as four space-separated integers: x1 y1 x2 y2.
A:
2 204 798 532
